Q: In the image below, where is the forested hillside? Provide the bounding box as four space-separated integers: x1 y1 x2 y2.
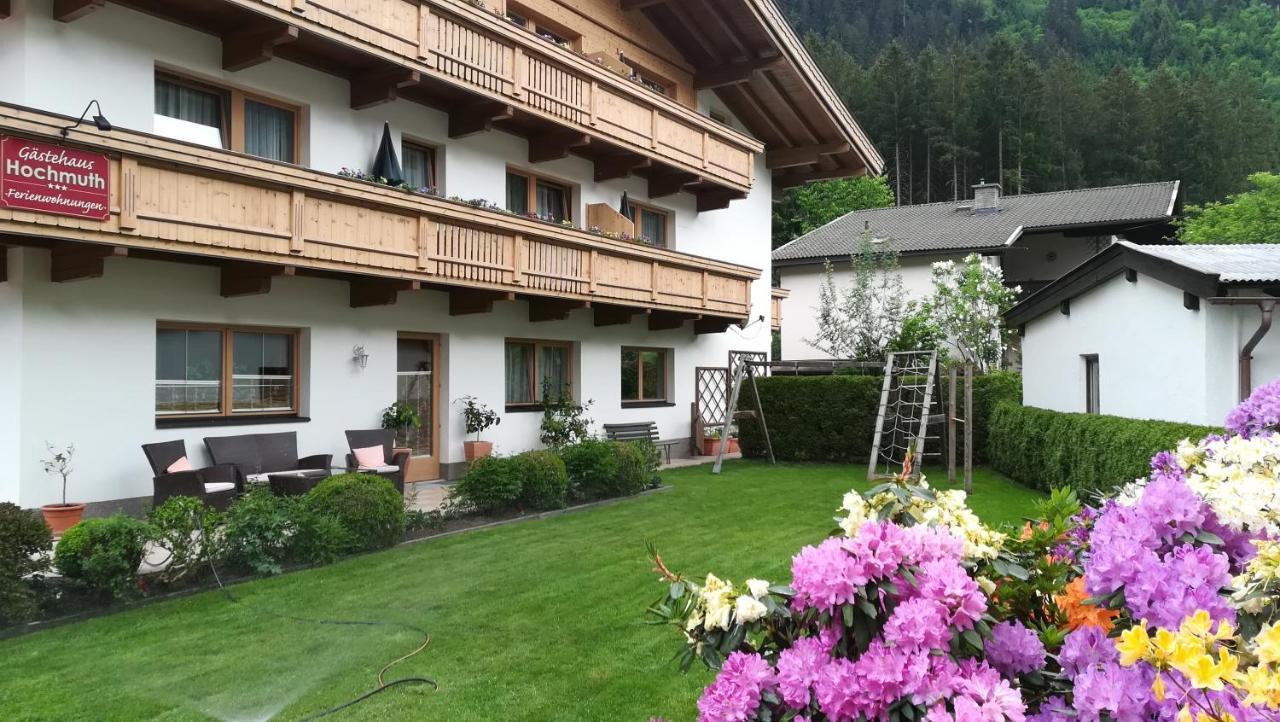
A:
776 0 1280 205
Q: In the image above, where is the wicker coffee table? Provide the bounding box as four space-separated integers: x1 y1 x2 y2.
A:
266 469 333 496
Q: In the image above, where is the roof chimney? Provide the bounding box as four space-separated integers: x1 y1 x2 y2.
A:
971 180 1002 215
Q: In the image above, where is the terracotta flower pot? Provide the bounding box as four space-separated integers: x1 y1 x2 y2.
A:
41 503 86 537
464 440 493 462
727 438 741 454
701 438 722 457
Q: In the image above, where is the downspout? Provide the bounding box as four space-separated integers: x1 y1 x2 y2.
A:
1240 301 1277 402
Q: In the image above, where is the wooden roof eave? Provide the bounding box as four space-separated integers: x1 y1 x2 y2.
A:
738 0 883 176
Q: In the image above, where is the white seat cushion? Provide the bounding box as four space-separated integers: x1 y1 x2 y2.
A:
359 465 400 474
246 472 271 484
204 482 236 494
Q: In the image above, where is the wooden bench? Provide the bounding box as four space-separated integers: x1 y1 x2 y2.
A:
603 422 680 464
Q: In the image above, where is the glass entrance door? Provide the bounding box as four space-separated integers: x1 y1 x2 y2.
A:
397 335 439 481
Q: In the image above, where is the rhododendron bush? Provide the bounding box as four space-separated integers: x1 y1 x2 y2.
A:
647 380 1280 722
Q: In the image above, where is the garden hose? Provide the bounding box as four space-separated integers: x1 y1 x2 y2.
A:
192 511 438 719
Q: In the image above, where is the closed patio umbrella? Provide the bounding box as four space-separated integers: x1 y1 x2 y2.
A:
620 190 631 220
371 122 403 185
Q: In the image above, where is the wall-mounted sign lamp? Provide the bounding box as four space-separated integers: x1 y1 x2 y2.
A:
59 100 113 139
352 345 370 369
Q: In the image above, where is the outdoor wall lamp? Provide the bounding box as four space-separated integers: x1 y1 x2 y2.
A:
352 345 370 369
59 100 113 139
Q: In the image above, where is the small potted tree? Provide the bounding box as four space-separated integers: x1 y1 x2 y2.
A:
381 401 422 477
457 396 500 462
40 443 85 536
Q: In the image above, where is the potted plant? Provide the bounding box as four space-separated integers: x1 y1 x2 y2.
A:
40 443 84 536
457 396 500 462
726 422 741 454
381 401 422 477
701 426 724 457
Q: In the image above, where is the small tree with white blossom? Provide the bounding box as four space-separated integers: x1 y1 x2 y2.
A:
927 253 1020 372
804 233 906 361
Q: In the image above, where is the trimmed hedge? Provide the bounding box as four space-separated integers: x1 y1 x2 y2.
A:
738 371 1021 464
986 403 1218 494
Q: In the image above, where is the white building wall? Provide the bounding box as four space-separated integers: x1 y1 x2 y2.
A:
0 248 23 506
775 254 971 361
1021 272 1211 424
8 248 769 508
0 1 775 506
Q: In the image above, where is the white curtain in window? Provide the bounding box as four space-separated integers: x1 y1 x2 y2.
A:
155 78 223 143
244 100 295 163
640 210 666 247
404 146 434 191
505 343 533 404
540 346 569 401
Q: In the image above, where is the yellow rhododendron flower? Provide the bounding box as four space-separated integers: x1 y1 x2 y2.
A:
1181 610 1214 638
1255 622 1280 665
1152 672 1167 702
1181 652 1226 691
1117 624 1153 666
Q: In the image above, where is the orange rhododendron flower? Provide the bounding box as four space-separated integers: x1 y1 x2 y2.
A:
1054 577 1118 632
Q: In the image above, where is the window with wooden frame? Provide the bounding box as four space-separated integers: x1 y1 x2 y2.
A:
620 56 674 97
505 340 573 407
506 168 572 223
1084 354 1100 415
624 200 671 248
621 347 670 404
402 141 437 193
505 2 581 50
156 324 300 419
154 71 301 164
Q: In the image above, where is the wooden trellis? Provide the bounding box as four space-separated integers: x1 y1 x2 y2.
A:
692 366 730 455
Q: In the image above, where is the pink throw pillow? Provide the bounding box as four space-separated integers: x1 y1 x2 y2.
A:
166 456 194 473
353 445 386 469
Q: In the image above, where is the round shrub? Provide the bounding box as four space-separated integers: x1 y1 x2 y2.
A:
613 440 660 497
305 473 405 552
54 515 149 599
448 456 522 514
515 450 569 511
561 438 620 501
0 503 53 625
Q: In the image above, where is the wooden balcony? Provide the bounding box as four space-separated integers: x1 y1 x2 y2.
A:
0 104 758 329
771 287 789 331
51 0 763 207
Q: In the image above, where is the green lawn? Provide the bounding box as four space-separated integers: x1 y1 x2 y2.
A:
0 462 1042 722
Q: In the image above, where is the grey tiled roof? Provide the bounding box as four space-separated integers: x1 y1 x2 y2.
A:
1125 242 1280 284
772 181 1180 262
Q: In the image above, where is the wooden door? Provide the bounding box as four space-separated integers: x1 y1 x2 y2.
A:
397 334 441 482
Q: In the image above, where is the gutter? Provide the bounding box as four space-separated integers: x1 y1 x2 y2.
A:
1209 297 1279 401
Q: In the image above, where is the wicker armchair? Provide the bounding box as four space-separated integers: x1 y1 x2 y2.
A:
142 440 240 510
344 429 409 494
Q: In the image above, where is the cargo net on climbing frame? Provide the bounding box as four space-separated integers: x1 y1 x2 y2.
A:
867 350 938 482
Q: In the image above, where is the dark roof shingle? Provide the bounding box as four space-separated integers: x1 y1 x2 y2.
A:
772 181 1180 262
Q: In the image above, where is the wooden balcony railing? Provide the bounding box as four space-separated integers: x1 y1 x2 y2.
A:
0 104 759 324
771 287 790 331
137 0 763 196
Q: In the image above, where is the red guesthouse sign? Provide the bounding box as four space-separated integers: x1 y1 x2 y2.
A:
0 136 111 221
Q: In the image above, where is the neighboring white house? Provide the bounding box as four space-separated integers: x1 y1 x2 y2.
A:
0 0 882 512
772 181 1182 360
1006 242 1280 426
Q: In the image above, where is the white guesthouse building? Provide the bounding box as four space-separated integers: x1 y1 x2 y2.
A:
1007 242 1280 426
772 181 1182 361
0 0 881 513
